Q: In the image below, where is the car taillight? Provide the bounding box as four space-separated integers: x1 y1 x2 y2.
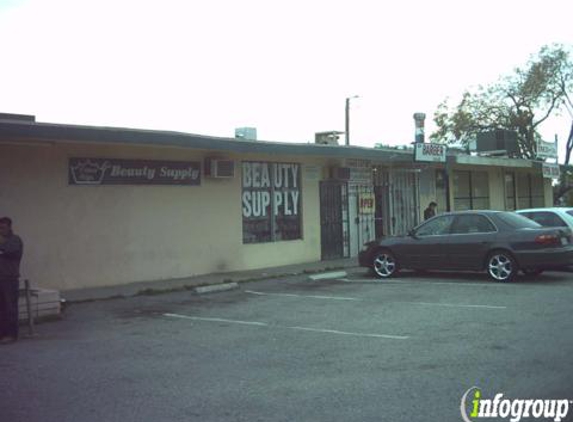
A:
535 234 560 246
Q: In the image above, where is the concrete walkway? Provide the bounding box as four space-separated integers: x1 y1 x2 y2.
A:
62 257 361 303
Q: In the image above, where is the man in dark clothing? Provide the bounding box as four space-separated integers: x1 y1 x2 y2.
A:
0 217 24 344
423 202 437 221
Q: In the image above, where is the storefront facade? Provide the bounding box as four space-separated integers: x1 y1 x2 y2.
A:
0 116 554 291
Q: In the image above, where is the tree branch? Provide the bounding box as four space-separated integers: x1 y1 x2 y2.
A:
532 95 559 128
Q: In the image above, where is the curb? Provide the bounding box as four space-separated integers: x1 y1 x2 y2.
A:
308 271 348 280
62 264 362 303
194 282 239 295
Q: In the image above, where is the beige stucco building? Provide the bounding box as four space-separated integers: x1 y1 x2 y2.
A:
0 114 554 291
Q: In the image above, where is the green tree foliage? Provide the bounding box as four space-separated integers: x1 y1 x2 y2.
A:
431 44 573 159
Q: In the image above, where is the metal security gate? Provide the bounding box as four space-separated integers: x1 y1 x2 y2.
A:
319 181 349 260
348 183 376 257
389 170 420 235
374 173 391 238
373 168 420 236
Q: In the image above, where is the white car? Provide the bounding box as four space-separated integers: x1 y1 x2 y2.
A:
515 207 573 230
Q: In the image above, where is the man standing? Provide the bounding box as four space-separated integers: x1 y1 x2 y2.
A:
0 217 24 344
423 202 437 221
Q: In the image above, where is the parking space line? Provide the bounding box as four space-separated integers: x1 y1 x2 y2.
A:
164 313 269 326
288 326 409 340
245 290 505 309
397 302 507 310
245 290 362 301
163 313 409 340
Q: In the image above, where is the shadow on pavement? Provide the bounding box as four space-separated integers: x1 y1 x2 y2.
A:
349 269 573 285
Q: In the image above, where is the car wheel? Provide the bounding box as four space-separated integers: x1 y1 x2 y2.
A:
372 249 398 279
522 269 544 276
486 251 518 282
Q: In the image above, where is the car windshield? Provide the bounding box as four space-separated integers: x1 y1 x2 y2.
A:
567 210 573 218
498 212 542 228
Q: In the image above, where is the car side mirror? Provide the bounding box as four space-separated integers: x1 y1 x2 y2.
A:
408 229 416 238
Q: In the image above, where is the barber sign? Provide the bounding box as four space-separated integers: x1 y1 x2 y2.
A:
414 143 447 163
536 140 558 159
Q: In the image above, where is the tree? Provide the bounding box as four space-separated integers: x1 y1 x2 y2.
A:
431 44 573 160
561 95 573 164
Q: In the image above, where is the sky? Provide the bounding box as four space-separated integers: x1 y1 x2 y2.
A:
0 0 572 157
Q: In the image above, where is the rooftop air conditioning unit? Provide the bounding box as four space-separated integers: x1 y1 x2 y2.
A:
475 130 519 156
204 158 235 178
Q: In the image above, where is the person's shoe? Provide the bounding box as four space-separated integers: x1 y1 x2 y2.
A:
0 336 17 344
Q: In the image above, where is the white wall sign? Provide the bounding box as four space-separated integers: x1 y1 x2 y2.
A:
414 143 447 163
542 163 560 179
536 140 558 160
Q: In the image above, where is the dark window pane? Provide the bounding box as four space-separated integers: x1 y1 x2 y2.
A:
526 212 567 227
453 171 490 211
475 215 497 232
454 171 470 198
450 215 471 234
531 175 544 196
416 215 454 236
472 171 489 198
505 172 516 210
531 196 545 208
517 173 530 197
518 197 531 209
451 215 496 234
454 198 471 211
497 212 541 229
472 198 490 210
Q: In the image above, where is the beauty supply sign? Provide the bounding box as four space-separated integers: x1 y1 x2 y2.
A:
241 162 300 218
69 158 201 186
414 143 447 163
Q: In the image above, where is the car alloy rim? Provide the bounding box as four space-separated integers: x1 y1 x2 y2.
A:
488 254 513 281
374 253 396 277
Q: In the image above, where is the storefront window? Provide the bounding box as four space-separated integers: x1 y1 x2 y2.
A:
242 162 302 243
471 171 490 210
505 172 516 211
435 170 448 212
517 173 545 209
453 171 490 210
453 171 471 211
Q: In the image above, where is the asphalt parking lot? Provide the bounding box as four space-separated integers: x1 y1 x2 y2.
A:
2 269 573 422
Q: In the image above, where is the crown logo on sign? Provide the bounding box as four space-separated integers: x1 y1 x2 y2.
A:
70 159 111 185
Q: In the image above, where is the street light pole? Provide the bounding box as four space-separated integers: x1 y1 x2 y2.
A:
345 95 359 146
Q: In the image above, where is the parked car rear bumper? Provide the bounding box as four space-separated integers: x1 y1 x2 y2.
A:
514 247 573 269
